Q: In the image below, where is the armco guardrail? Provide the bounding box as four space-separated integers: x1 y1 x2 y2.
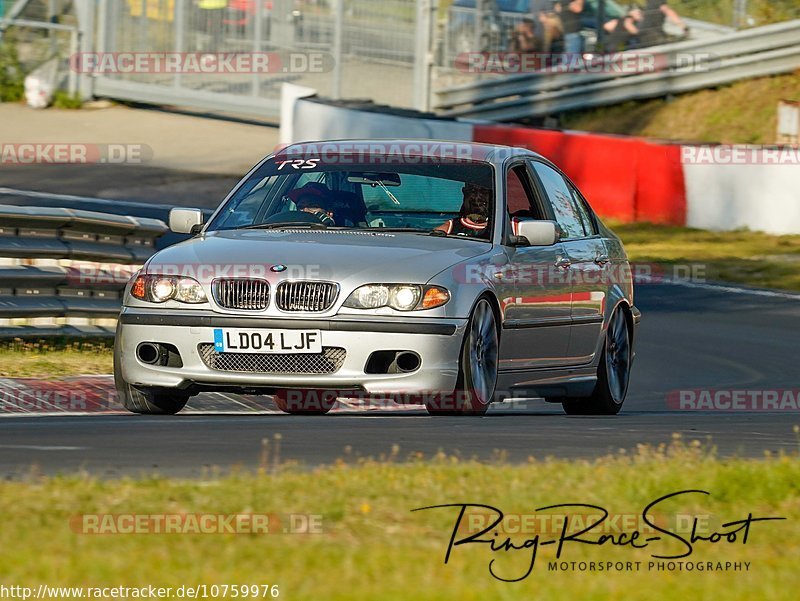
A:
0 192 214 339
0 205 167 263
435 19 800 120
0 188 210 250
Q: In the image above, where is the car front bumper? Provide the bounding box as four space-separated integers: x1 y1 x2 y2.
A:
116 309 467 395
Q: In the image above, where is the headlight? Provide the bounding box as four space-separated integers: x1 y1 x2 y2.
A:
152 278 176 302
130 275 207 304
344 284 390 309
343 284 448 311
175 277 207 303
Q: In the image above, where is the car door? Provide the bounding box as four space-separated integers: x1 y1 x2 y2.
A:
529 161 608 364
497 162 571 371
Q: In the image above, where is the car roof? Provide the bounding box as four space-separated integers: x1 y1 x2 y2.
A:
273 139 544 166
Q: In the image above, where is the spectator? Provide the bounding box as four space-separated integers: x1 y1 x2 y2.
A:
527 1 564 53
510 18 537 52
637 0 689 46
602 8 640 52
198 0 228 52
557 0 585 55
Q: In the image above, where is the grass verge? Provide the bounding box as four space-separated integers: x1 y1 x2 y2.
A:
0 441 798 600
613 221 800 291
561 71 800 144
0 340 113 378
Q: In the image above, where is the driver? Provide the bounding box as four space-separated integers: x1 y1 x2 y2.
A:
435 183 492 238
287 182 336 225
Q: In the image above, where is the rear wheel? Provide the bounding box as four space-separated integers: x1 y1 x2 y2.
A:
425 298 498 416
273 389 336 415
113 350 189 415
560 308 631 416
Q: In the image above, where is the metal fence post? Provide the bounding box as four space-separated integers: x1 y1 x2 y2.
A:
68 27 78 96
474 0 485 53
413 0 436 112
48 0 56 56
734 0 748 28
175 0 185 90
74 0 94 100
272 0 291 48
252 0 264 96
331 0 344 100
96 0 107 53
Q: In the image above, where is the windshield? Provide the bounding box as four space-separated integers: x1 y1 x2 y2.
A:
206 155 496 241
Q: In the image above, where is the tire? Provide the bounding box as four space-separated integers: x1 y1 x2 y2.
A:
425 298 498 416
273 389 336 415
560 308 632 416
113 349 189 415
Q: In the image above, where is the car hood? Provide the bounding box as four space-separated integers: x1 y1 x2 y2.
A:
146 229 492 284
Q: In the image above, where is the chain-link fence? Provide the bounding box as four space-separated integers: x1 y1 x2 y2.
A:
436 0 800 62
433 0 800 92
2 0 799 116
0 0 80 100
92 0 421 115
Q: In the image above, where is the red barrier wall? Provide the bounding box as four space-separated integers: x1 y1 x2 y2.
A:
473 124 686 225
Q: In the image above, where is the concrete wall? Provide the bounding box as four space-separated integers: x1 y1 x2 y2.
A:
684 163 800 235
281 87 800 234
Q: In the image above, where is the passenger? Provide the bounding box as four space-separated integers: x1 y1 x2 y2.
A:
328 190 367 227
435 183 492 238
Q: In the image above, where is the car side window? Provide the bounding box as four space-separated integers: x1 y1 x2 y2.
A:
567 182 597 236
506 164 544 218
530 162 587 240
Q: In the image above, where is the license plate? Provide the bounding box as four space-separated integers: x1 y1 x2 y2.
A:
213 329 322 354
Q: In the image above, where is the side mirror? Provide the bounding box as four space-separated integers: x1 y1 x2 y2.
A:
169 208 204 234
511 219 560 246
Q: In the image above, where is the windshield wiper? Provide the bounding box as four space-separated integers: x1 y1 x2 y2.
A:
240 222 329 230
375 180 401 205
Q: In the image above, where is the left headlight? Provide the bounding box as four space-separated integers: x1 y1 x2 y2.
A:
130 275 208 304
343 284 449 311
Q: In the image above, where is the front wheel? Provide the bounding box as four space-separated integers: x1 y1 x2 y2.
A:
560 308 632 416
426 298 498 416
114 351 189 415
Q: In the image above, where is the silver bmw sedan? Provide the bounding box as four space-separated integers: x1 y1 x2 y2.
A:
114 140 640 416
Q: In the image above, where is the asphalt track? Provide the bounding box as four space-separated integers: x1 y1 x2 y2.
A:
1 281 798 477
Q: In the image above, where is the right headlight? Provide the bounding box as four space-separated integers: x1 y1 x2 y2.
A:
343 284 450 311
130 274 207 304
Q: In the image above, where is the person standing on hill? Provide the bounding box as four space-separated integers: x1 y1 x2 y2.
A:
558 0 585 54
637 0 689 46
198 0 228 53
